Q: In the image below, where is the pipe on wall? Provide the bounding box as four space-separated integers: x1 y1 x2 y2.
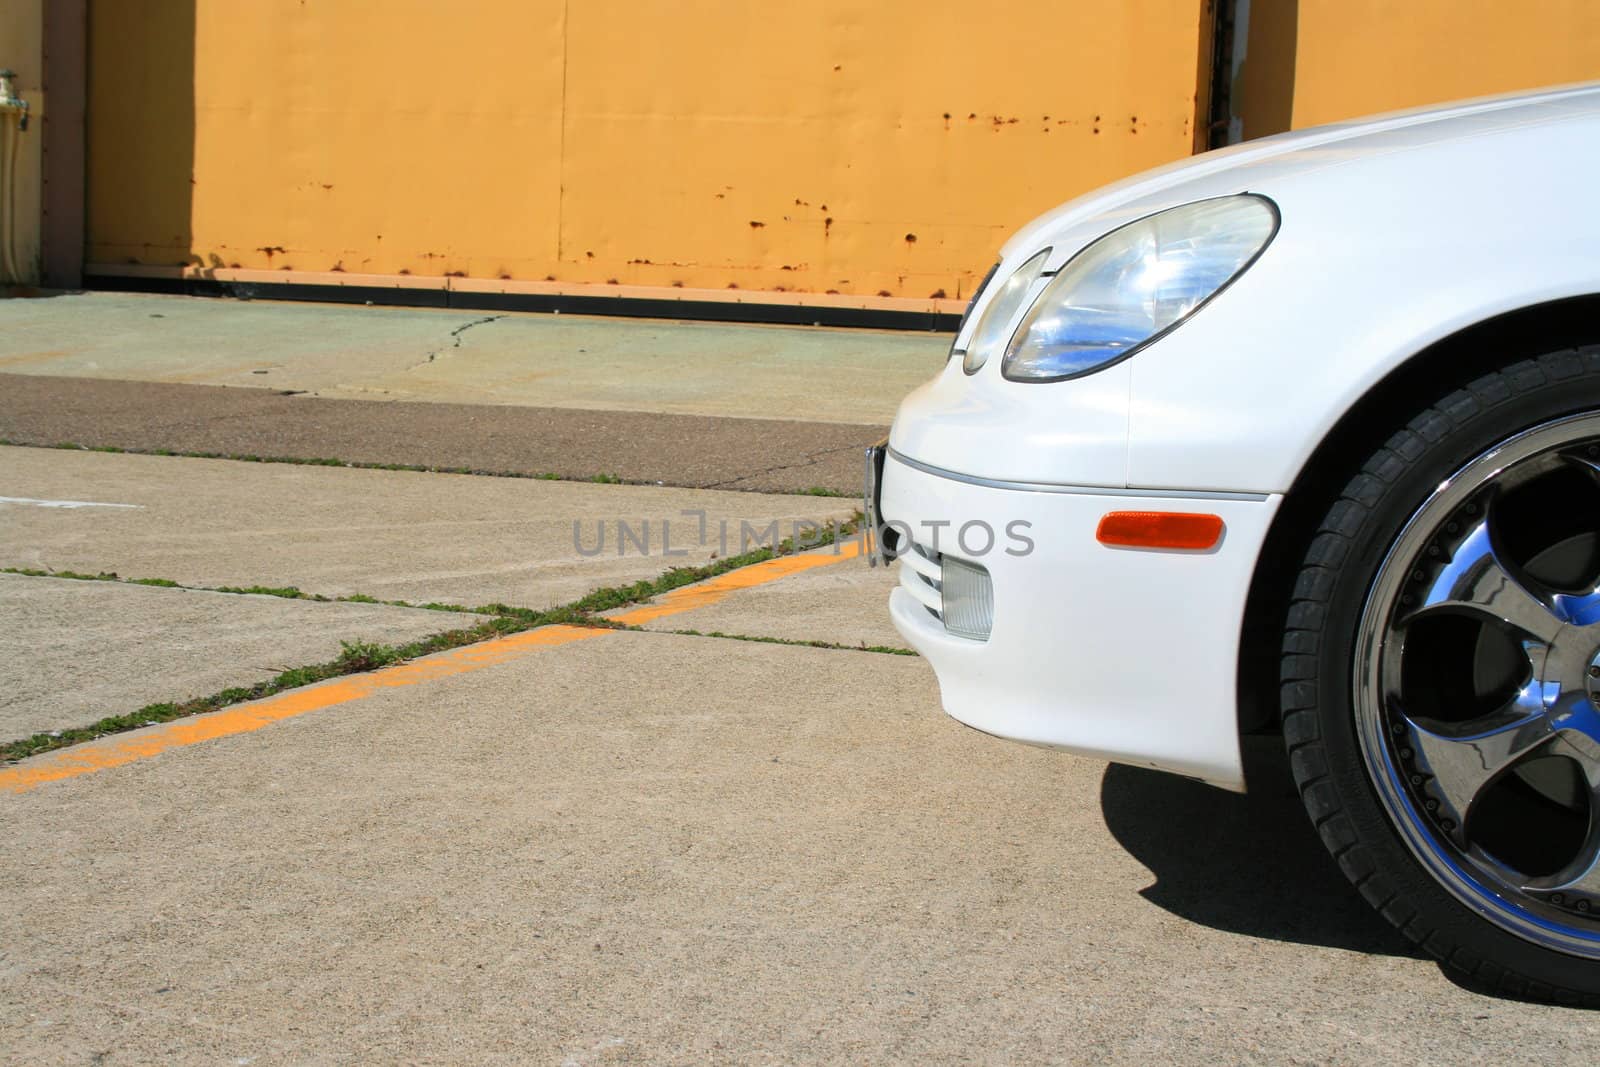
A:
0 68 30 285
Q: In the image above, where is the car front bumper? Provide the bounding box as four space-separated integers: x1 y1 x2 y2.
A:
874 447 1282 791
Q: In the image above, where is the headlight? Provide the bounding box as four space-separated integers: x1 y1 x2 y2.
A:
957 263 999 333
1001 195 1278 382
945 261 997 363
958 248 1050 375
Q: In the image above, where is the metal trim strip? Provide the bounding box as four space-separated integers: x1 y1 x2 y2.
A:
884 447 1271 502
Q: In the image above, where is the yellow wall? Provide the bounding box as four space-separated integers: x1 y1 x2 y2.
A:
1235 0 1600 139
0 0 42 284
86 0 1210 301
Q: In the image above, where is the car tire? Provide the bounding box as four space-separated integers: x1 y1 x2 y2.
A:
1282 347 1600 1002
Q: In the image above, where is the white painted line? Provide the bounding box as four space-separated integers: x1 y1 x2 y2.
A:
0 496 143 510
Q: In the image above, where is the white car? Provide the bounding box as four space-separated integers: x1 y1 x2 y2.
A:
868 82 1600 999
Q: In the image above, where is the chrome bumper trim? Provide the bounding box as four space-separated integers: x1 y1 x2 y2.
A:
884 446 1272 502
863 437 892 566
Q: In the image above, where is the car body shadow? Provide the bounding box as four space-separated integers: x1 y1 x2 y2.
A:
1099 734 1421 958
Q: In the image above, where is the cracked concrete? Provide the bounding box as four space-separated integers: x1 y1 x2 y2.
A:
700 441 873 491
0 445 857 608
6 635 1591 1061
0 573 481 738
606 545 908 651
412 313 506 369
0 290 930 491
0 291 943 423
4 283 1595 1057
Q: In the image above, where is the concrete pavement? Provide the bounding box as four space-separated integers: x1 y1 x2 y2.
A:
0 574 479 737
0 290 941 494
0 289 940 495
5 289 1599 1060
0 374 881 494
5 632 1593 1062
607 543 909 651
0 445 855 609
0 292 945 423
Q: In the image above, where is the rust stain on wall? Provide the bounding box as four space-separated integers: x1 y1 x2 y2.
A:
87 0 1217 299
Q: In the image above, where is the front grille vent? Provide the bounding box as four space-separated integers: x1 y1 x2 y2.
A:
896 539 994 641
898 540 944 622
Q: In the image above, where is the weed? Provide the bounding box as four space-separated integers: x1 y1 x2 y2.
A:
0 617 560 763
665 628 917 656
337 640 403 672
214 584 327 601
0 516 865 763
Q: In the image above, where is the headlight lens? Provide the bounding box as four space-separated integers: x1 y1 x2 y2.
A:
1001 195 1277 382
947 261 998 363
960 248 1050 374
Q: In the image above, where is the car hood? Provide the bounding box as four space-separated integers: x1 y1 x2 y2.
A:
1000 81 1600 267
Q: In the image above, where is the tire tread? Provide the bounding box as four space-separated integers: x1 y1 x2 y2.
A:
1280 350 1600 1004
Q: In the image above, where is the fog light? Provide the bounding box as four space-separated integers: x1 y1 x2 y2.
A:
941 557 994 641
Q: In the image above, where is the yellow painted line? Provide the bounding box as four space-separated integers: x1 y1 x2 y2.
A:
0 625 608 796
609 539 862 625
0 540 863 794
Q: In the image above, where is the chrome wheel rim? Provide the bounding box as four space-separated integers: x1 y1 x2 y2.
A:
1356 411 1600 958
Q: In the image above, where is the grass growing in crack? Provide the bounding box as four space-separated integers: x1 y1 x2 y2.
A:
0 611 622 764
569 516 861 615
214 584 321 600
0 568 500 617
0 567 178 588
661 628 917 656
336 639 405 672
0 517 865 764
2 439 863 497
27 439 571 480
6 513 862 618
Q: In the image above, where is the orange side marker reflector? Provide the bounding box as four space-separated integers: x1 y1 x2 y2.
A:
1096 511 1224 550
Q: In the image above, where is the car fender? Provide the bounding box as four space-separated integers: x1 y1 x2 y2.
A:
1127 117 1600 493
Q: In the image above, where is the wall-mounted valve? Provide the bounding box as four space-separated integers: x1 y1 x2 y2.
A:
0 70 29 131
